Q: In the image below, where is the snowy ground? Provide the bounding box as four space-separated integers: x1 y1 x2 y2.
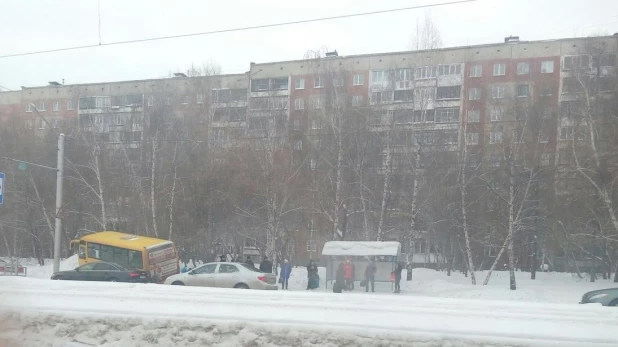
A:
1 257 617 346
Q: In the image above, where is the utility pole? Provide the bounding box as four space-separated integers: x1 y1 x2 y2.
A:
53 134 65 274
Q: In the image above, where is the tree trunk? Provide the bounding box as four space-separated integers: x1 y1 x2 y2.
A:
333 135 344 240
377 129 392 241
459 123 476 285
507 161 517 291
150 135 159 238
93 147 107 229
168 141 179 241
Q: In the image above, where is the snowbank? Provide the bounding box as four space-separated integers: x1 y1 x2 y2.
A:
24 255 80 279
1 276 617 347
322 241 401 256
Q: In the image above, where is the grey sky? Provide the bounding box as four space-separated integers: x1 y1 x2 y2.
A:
1 0 616 90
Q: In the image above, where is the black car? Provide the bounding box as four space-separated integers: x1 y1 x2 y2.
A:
51 261 150 283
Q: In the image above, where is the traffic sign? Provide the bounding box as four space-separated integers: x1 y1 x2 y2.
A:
0 172 4 205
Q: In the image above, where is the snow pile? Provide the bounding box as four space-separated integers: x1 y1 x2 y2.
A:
1 276 617 347
322 241 401 256
25 255 80 279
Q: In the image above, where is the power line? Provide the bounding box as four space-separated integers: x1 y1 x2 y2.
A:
0 0 477 59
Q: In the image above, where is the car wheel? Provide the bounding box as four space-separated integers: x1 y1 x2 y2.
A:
108 277 118 282
234 283 249 289
609 299 618 307
171 281 184 286
54 275 63 280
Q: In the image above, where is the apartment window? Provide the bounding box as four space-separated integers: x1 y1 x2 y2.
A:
435 108 459 123
540 153 551 167
592 53 617 67
371 91 392 104
311 117 322 130
393 90 413 102
52 101 60 111
491 84 505 99
540 84 553 97
490 107 503 121
312 96 324 109
197 94 204 104
560 126 573 140
438 64 461 75
25 120 33 129
443 131 458 145
539 129 550 143
26 103 33 112
411 109 434 123
415 87 435 101
271 78 288 90
229 107 247 122
468 109 480 123
314 76 324 88
295 78 305 90
293 119 301 131
468 88 481 100
353 74 364 86
436 86 461 100
147 96 154 107
563 55 590 71
249 97 269 110
517 62 530 75
493 63 506 76
467 132 479 145
372 70 387 83
36 118 46 129
352 95 363 106
39 101 46 111
470 65 482 77
180 95 189 105
489 154 501 167
489 131 503 144
393 109 413 124
251 79 269 92
516 84 529 98
333 76 344 87
294 98 305 110
415 66 437 79
293 140 303 151
67 100 74 110
96 96 111 108
541 61 554 73
270 97 288 110
541 109 553 119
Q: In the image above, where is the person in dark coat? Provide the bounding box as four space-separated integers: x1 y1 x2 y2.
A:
279 259 292 290
335 262 345 292
364 259 377 293
245 256 255 268
394 262 404 293
306 260 318 289
260 256 273 273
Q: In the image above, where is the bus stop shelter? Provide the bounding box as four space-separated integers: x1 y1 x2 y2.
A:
321 241 402 289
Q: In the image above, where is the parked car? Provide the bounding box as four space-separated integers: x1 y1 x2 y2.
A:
164 262 278 290
580 288 618 306
51 261 150 283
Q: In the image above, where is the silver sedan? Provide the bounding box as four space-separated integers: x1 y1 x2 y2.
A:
164 262 278 290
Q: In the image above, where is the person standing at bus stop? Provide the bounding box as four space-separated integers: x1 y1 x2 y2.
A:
279 259 292 290
364 258 376 293
394 261 403 293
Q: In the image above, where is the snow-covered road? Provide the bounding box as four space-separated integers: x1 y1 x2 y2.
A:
1 277 617 347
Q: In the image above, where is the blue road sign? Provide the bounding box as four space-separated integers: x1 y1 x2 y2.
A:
0 172 4 205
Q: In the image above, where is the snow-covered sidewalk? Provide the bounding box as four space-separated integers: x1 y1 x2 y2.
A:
1 276 617 347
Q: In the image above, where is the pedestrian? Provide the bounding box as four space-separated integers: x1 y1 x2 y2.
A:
394 261 403 293
260 256 273 273
245 256 254 268
279 259 292 290
306 259 318 290
334 263 345 293
364 258 377 293
343 258 354 291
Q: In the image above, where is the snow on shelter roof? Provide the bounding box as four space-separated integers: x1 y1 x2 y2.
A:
321 241 401 256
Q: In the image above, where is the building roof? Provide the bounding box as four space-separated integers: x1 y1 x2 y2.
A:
322 241 401 256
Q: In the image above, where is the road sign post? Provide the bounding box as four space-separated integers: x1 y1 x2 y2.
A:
0 171 4 205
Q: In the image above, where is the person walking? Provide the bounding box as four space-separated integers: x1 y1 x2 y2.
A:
245 256 255 268
279 259 292 290
260 256 273 274
394 261 403 293
343 258 354 291
364 259 377 293
334 262 345 293
306 260 318 290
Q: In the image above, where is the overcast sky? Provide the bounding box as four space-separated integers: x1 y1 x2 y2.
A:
1 0 617 90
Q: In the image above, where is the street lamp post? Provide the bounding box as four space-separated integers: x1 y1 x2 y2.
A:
53 134 65 273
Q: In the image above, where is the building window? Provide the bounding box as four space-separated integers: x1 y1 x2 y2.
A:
352 95 363 106
39 101 46 111
294 98 304 110
36 118 46 129
180 95 189 105
271 78 288 90
293 119 301 131
353 74 364 86
26 103 33 112
415 87 435 101
435 108 459 123
490 107 503 121
493 63 506 76
314 76 324 88
295 78 305 90
516 84 529 98
491 85 505 99
371 91 392 104
436 86 461 100
470 65 482 77
438 64 461 75
540 153 551 166
52 101 60 111
467 132 479 145
468 88 481 100
311 117 322 130
563 55 590 71
541 61 554 73
489 131 502 144
593 53 617 68
371 70 387 83
517 62 529 75
540 84 553 97
489 154 501 167
393 90 413 102
443 131 458 145
393 109 413 124
25 120 33 129
333 76 344 87
468 109 480 123
197 94 204 104
147 96 154 107
539 129 550 143
293 140 302 151
415 66 437 79
67 100 74 110
312 96 324 109
560 126 573 140
251 79 269 92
